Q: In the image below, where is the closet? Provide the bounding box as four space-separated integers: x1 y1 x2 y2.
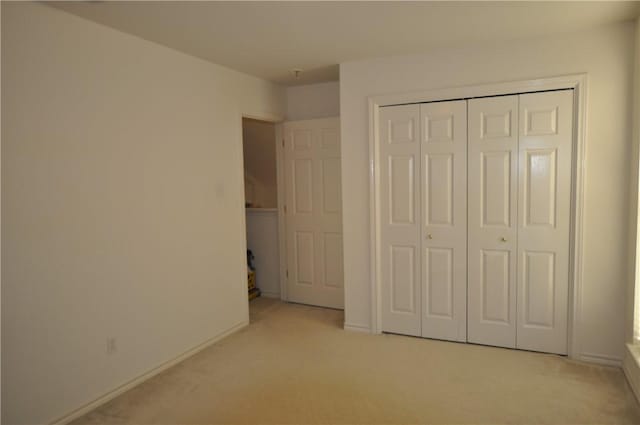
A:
379 89 573 355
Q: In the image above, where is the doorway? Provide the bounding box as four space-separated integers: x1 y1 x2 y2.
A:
377 90 573 355
242 118 281 312
368 75 588 360
241 115 345 316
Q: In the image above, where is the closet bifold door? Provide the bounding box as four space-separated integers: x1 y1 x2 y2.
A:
420 101 467 342
379 104 421 336
516 90 573 355
467 95 519 349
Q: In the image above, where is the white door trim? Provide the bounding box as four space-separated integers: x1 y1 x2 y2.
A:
368 74 589 362
275 122 288 301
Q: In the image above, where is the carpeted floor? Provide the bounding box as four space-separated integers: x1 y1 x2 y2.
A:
72 297 640 424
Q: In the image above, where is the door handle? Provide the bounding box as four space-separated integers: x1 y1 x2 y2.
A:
426 233 433 240
500 237 508 242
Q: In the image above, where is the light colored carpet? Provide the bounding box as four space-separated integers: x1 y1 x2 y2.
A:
72 297 640 424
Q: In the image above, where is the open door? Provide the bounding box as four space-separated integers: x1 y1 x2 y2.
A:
282 117 344 309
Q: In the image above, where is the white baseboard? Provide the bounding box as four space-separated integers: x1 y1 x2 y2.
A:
260 290 281 299
50 320 249 425
624 344 640 403
344 322 371 333
578 352 622 367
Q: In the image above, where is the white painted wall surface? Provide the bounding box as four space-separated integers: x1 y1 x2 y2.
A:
630 17 640 343
1 3 3 420
246 210 281 298
243 119 277 208
340 22 636 363
286 81 340 120
1 3 285 424
623 16 640 400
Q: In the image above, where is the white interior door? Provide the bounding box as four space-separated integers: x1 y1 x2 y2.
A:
467 95 519 348
420 101 467 342
516 90 573 355
378 90 573 354
379 105 421 336
284 117 343 309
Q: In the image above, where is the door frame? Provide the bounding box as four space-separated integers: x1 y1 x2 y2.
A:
275 121 288 301
368 74 591 362
237 112 287 316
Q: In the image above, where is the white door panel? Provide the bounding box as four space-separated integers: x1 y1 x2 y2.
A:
516 90 573 355
380 105 421 336
420 101 467 342
468 95 518 349
480 249 511 323
293 159 313 213
284 117 343 309
377 90 573 356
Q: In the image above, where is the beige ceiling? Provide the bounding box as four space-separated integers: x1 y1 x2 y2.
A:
52 1 640 86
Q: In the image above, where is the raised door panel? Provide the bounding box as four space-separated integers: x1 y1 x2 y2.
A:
481 110 512 139
379 105 421 336
389 117 416 144
516 90 573 355
420 100 467 342
424 114 454 143
293 159 313 214
468 95 518 349
294 231 314 285
425 248 453 318
481 152 511 227
284 117 343 309
389 156 416 225
522 251 555 328
390 246 418 314
523 149 557 228
481 250 511 324
425 154 453 226
322 232 343 289
293 129 313 151
321 158 341 214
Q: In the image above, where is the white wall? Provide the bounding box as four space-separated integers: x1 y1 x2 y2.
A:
630 17 640 343
242 119 277 208
246 210 280 298
1 3 285 424
340 22 636 363
1 2 3 420
286 81 340 121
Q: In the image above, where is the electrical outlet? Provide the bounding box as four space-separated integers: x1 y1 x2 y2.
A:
106 337 117 355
